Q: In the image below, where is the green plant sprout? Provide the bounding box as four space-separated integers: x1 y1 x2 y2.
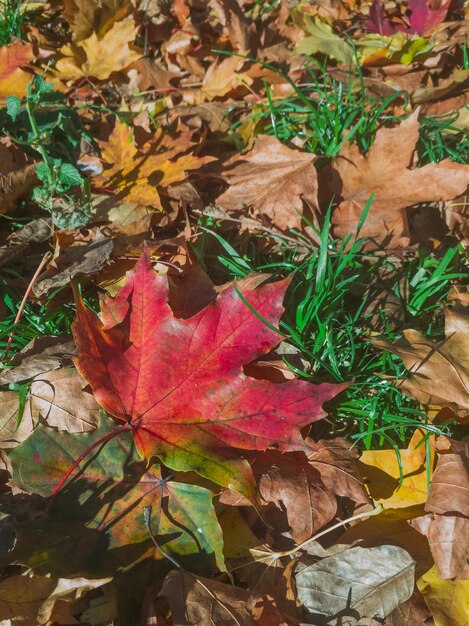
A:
4 76 91 228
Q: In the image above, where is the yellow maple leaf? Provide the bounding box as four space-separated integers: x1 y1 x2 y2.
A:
0 41 34 100
56 19 141 81
359 429 435 508
94 119 215 210
417 566 469 626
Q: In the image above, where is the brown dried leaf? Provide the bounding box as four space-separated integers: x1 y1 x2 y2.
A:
0 337 76 385
253 450 337 543
63 0 132 41
33 230 113 297
0 391 35 449
217 135 319 230
28 367 100 433
410 514 469 579
373 307 469 418
409 436 469 579
306 437 371 510
330 110 469 248
160 570 290 626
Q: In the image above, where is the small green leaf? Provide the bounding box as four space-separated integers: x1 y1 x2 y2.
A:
5 96 22 121
34 163 52 183
58 163 83 189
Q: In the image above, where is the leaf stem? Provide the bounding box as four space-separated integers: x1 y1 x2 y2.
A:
50 423 132 502
25 82 54 188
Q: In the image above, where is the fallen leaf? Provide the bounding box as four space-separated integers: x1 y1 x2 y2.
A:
95 119 213 210
330 110 469 248
28 367 100 433
217 135 319 231
55 18 142 81
384 590 434 625
294 14 354 66
0 391 35 449
0 337 76 386
63 0 132 41
72 252 347 499
417 566 469 626
306 437 371 510
359 429 434 508
426 437 469 516
296 544 415 620
372 307 469 418
160 569 289 626
409 436 469 579
410 514 469 579
8 415 226 574
0 41 33 100
253 449 337 543
0 574 110 626
33 229 113 297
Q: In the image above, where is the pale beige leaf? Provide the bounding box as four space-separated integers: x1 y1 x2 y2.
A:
296 545 415 620
29 367 100 433
0 391 35 449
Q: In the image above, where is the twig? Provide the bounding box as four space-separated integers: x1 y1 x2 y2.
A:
2 251 53 361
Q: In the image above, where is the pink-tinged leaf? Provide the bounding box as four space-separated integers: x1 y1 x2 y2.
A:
365 0 450 36
364 0 397 36
72 253 347 499
408 0 450 35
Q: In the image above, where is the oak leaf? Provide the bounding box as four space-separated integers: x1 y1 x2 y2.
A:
72 253 346 498
217 135 319 231
372 306 469 419
330 110 469 248
55 19 141 81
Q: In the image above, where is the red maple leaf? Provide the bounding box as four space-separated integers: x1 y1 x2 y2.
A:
69 253 346 499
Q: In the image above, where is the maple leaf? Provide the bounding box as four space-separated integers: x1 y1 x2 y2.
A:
63 0 132 41
329 110 469 248
217 135 319 231
95 120 214 210
71 253 346 498
55 18 141 81
0 41 34 100
365 0 451 36
372 306 469 419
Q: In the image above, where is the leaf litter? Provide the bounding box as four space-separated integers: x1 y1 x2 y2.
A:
0 0 467 624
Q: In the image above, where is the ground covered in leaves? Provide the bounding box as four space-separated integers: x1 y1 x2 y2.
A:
0 0 468 624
